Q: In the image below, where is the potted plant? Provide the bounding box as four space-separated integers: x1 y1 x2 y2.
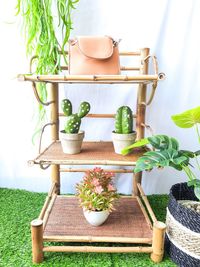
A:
112 106 136 154
122 106 200 267
76 167 120 226
60 99 90 154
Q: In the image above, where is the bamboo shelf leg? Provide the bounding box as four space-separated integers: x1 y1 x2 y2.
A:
133 172 142 196
134 48 149 196
31 219 44 263
151 221 166 263
136 47 149 140
49 83 60 194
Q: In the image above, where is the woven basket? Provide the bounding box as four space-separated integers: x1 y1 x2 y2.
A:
165 183 200 267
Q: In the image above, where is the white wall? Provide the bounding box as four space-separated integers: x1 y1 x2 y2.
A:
0 0 200 195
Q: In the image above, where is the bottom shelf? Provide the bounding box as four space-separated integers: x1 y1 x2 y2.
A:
31 188 167 263
43 196 152 244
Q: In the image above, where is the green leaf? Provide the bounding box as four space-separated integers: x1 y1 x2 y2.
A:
194 150 200 156
148 135 179 150
121 138 149 155
134 148 190 173
179 150 195 158
194 186 200 200
173 156 188 165
171 106 200 128
187 179 200 187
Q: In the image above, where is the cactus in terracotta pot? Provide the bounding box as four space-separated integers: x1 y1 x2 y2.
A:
62 99 90 134
112 106 136 154
60 99 90 154
115 106 133 134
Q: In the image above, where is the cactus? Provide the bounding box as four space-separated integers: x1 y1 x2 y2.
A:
115 106 133 134
61 99 90 134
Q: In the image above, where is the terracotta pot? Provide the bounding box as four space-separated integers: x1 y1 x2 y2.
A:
112 131 136 154
83 209 109 226
60 130 84 154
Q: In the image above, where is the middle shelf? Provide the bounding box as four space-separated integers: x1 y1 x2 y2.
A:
31 141 146 166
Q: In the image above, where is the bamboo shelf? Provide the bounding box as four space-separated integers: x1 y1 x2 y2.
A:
31 183 166 263
30 141 147 167
43 196 153 243
20 48 166 264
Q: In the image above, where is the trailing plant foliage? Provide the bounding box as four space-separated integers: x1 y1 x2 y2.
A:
16 0 79 137
122 106 200 200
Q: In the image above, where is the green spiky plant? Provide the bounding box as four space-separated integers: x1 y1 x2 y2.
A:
115 106 133 134
62 99 90 133
122 106 200 200
16 0 79 139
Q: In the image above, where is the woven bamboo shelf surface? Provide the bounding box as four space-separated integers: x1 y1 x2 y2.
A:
33 141 146 166
18 74 161 84
43 196 152 242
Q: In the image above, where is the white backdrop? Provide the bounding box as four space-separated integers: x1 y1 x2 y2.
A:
0 0 200 195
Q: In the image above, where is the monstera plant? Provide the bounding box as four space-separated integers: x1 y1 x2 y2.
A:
16 0 79 138
122 106 200 200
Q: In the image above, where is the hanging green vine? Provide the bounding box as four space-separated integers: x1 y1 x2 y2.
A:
16 0 79 140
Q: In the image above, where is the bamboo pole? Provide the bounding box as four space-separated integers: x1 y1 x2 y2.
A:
35 159 137 166
136 196 152 228
59 113 137 118
137 183 157 223
60 168 133 173
43 235 152 244
134 48 150 196
39 196 50 220
150 221 166 263
43 194 57 229
18 74 159 83
136 48 149 140
38 183 57 220
61 66 140 71
59 51 141 56
43 245 152 253
49 83 60 194
31 219 43 263
133 172 142 196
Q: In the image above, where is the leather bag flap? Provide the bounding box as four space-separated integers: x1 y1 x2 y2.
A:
75 36 114 59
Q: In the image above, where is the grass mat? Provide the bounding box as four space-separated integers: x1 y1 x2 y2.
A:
0 188 176 267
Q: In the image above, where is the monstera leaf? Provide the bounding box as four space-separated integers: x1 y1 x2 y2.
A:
172 106 200 128
148 135 179 150
121 138 149 155
121 135 179 155
134 149 188 173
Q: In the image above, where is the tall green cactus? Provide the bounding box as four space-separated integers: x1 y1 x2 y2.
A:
61 99 90 134
115 106 133 134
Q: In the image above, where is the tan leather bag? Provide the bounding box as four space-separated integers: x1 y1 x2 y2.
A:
69 36 121 75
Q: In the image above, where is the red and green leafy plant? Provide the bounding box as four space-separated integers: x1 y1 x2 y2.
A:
76 168 120 212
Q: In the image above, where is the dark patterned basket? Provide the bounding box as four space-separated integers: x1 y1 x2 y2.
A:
165 183 200 267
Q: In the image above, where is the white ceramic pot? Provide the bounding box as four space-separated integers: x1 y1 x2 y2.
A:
83 209 109 226
112 131 136 154
60 130 85 154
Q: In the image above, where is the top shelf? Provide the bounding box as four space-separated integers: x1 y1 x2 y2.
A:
18 74 165 84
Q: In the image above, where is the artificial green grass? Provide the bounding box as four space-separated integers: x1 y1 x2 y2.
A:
0 188 176 267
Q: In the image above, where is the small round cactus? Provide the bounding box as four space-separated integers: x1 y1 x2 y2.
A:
61 99 90 134
115 106 133 134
